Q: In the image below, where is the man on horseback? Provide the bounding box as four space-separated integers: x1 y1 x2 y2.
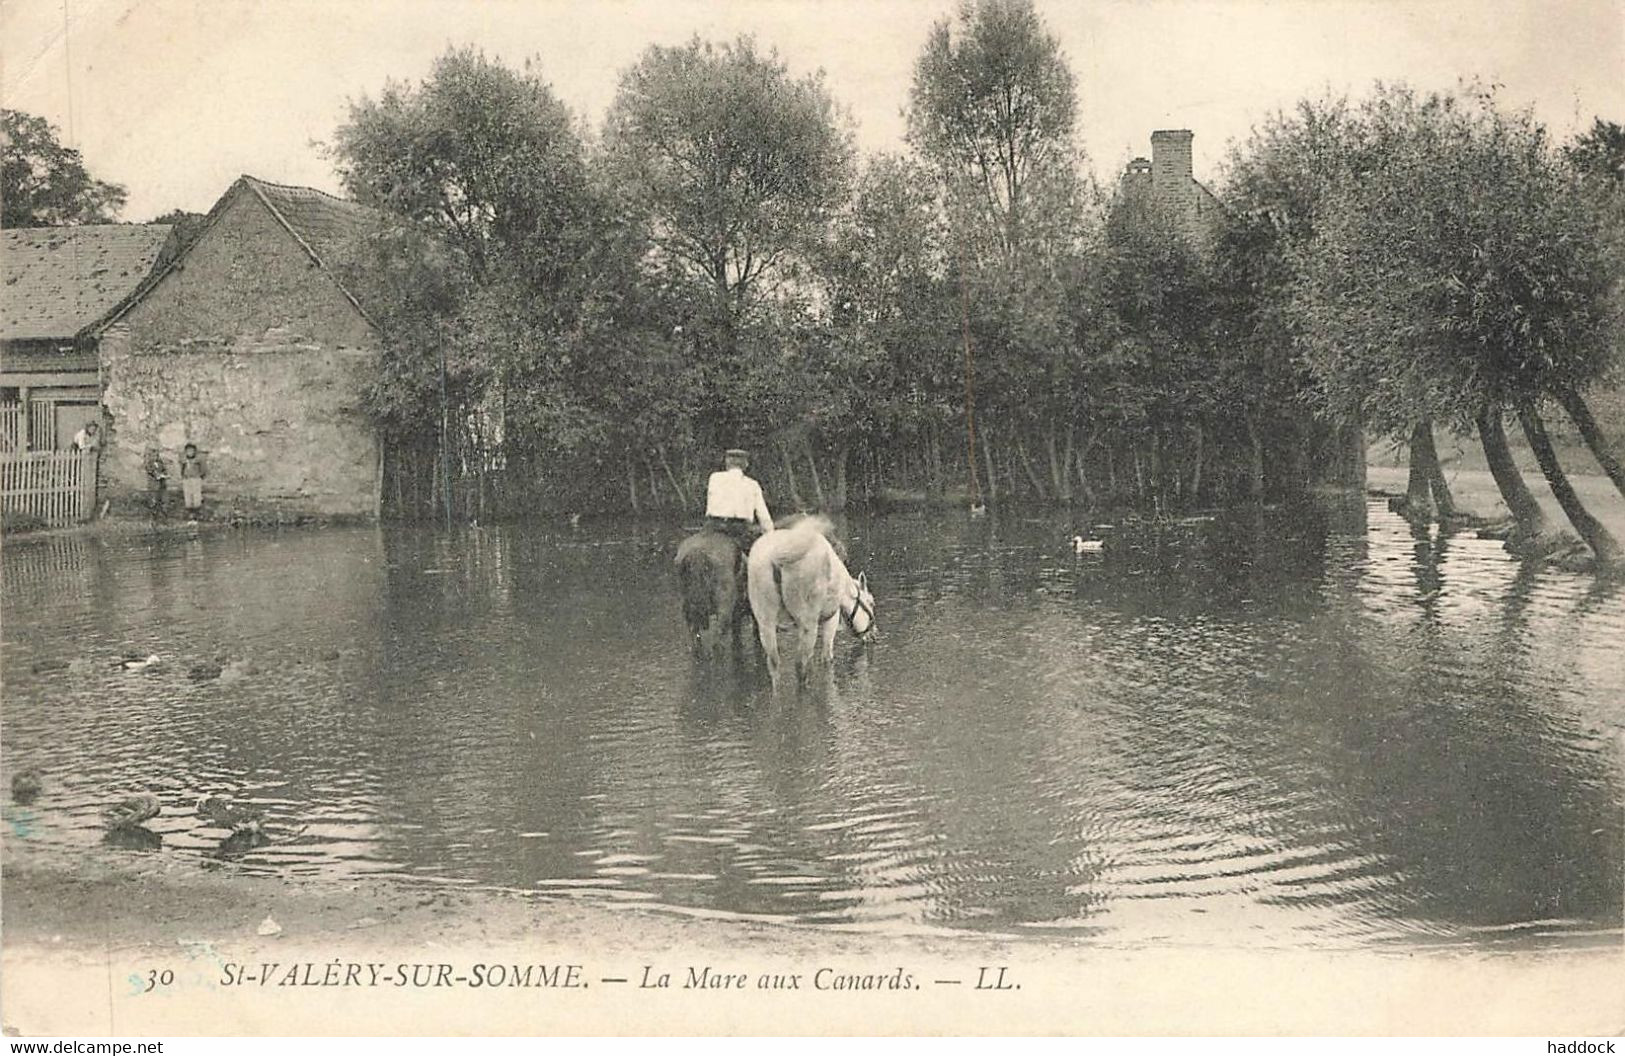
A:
705 448 774 554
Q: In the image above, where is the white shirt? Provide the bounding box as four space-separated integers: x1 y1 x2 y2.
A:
706 467 774 529
72 428 100 451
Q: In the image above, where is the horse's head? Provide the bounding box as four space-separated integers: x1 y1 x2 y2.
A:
841 570 876 640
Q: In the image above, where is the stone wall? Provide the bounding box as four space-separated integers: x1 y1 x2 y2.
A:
98 188 380 518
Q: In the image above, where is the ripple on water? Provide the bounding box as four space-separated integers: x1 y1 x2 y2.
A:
3 508 1621 947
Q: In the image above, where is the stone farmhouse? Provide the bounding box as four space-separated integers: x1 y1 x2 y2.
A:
91 175 383 519
0 224 174 453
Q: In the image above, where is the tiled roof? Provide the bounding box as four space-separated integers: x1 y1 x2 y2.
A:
241 176 373 275
1 225 173 341
91 176 379 334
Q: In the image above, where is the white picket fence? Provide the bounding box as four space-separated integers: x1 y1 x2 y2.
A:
1 451 98 526
0 400 58 453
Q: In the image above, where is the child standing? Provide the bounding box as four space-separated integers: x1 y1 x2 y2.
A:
144 449 169 516
179 443 206 516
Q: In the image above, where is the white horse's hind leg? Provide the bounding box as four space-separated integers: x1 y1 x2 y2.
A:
757 620 783 690
794 621 819 685
747 560 784 691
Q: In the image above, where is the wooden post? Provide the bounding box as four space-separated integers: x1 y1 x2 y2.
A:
17 387 29 453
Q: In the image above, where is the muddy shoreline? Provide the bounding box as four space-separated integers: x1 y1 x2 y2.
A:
4 844 1622 1036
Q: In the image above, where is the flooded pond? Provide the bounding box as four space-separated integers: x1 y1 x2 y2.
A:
4 500 1623 948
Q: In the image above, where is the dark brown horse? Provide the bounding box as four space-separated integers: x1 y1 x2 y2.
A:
675 529 753 661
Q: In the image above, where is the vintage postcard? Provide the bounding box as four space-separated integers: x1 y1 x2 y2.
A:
2 0 1623 1037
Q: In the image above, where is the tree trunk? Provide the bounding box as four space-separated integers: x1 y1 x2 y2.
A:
779 442 805 510
980 423 999 506
805 437 826 509
1555 385 1625 499
1517 401 1622 565
933 426 947 498
1291 432 1312 496
1476 407 1545 535
1016 433 1047 498
1149 431 1164 509
1072 430 1098 506
659 446 690 512
1413 419 1458 518
1404 421 1435 517
1245 417 1265 501
1046 426 1070 501
925 427 944 501
1189 423 1205 502
477 451 487 522
1344 422 1368 492
830 442 849 512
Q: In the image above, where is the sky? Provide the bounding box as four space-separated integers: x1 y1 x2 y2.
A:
3 0 1623 221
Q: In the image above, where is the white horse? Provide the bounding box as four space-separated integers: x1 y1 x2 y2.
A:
746 516 875 692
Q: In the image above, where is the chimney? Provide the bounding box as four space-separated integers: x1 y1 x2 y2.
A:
1151 129 1193 187
1150 129 1196 218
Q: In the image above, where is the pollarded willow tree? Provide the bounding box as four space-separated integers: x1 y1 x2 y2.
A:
1294 85 1624 564
1557 118 1625 502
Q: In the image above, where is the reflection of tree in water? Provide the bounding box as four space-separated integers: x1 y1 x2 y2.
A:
1298 508 1624 939
366 526 641 889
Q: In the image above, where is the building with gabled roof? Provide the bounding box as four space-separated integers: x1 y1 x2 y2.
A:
1 224 174 450
92 175 383 519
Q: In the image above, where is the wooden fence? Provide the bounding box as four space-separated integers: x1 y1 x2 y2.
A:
1 451 98 527
0 401 59 454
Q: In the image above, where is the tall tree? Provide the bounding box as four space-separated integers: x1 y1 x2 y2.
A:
332 49 608 516
1097 195 1210 490
1556 117 1625 501
816 154 957 506
907 0 1078 257
334 48 596 296
604 36 851 319
907 0 1086 505
2 109 127 227
603 36 853 445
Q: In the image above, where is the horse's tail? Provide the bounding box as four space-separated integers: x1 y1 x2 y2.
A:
778 512 836 538
675 547 718 632
762 520 831 568
777 512 849 564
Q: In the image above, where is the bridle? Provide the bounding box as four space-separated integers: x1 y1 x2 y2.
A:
840 577 876 639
